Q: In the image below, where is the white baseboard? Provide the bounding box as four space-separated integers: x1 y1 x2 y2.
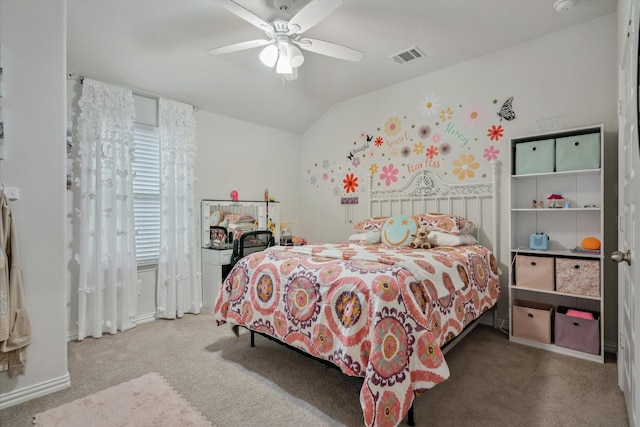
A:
66 311 157 342
0 371 70 410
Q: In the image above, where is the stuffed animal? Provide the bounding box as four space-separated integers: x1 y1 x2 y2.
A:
410 226 432 249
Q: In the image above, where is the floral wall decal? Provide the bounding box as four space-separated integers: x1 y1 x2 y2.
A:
426 145 438 159
487 124 504 141
452 154 480 180
419 94 440 117
439 107 454 123
483 145 500 162
380 164 399 186
343 173 358 193
305 94 516 196
418 125 431 139
385 116 403 137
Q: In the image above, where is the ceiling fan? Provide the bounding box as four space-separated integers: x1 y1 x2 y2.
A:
208 0 363 80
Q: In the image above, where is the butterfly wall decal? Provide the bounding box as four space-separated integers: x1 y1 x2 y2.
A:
497 96 516 121
366 135 373 142
347 151 354 161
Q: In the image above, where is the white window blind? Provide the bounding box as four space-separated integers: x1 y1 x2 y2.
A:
132 123 160 265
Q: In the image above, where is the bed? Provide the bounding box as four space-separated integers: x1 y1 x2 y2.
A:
213 166 500 427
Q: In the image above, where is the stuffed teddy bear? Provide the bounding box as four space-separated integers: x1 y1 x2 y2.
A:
410 226 432 249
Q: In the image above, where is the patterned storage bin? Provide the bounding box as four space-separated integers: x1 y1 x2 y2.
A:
514 139 555 175
555 133 600 172
514 255 555 291
555 258 600 297
555 306 600 355
512 300 554 344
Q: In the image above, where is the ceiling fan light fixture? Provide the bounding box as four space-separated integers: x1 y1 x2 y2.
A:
259 44 278 67
288 44 305 68
212 0 361 80
276 47 292 74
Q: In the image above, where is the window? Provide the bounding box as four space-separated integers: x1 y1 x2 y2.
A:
132 123 160 265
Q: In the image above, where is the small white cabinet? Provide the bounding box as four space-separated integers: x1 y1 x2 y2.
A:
508 124 606 363
201 247 233 309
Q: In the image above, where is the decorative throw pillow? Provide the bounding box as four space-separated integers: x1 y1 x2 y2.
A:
352 216 389 231
381 215 418 248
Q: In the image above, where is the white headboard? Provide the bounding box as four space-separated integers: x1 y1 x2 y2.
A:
368 162 499 253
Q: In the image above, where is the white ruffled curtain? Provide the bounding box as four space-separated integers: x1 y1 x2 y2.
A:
76 79 138 340
156 98 200 319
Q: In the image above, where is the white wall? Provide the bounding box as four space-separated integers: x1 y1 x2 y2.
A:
194 110 301 230
300 15 618 340
0 0 69 408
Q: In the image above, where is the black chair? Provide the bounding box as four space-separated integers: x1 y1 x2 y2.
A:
230 230 275 267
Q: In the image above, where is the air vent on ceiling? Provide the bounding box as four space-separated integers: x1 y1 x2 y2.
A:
390 46 425 64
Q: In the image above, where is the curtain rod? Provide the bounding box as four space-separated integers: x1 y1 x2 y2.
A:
67 73 199 111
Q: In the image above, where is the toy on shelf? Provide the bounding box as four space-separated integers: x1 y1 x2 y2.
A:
582 237 601 250
570 237 601 254
547 193 565 208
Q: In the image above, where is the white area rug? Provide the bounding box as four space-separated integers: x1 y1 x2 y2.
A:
33 372 213 427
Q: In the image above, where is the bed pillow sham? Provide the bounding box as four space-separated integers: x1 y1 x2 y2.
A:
416 213 476 235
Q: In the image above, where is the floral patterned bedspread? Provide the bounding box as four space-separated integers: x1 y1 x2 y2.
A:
214 242 499 427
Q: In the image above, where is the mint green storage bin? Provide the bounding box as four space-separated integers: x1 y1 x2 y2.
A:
555 133 600 172
514 139 555 175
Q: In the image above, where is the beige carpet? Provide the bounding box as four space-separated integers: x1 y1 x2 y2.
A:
0 310 628 427
32 372 213 427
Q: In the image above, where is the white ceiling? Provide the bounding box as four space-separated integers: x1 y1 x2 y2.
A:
67 0 617 134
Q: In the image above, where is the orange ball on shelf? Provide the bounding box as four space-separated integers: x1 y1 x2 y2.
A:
582 237 601 250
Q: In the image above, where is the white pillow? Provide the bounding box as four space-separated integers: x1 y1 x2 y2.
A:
348 229 381 244
348 232 368 242
366 229 381 244
428 231 478 247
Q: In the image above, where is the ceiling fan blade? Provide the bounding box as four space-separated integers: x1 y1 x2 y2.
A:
288 0 342 34
296 38 363 62
214 0 273 33
208 39 273 55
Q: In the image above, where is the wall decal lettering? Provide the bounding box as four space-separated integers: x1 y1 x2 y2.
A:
444 122 471 148
386 130 410 148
